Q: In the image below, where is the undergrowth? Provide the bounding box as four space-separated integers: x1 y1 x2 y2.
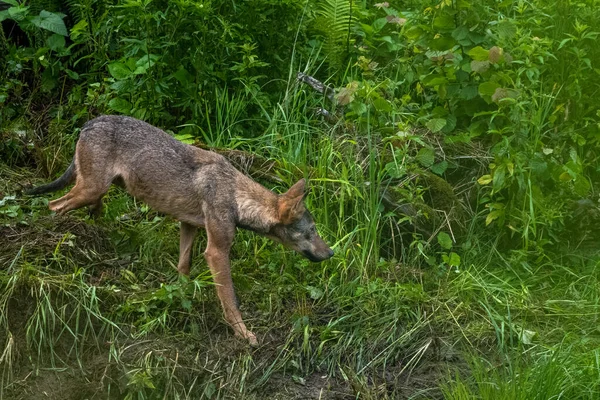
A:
1 0 600 398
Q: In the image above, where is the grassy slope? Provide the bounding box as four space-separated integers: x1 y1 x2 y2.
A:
2 1 600 397
1 98 599 399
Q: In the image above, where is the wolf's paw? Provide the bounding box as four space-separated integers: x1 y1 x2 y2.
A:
236 330 258 347
247 332 258 347
49 199 68 215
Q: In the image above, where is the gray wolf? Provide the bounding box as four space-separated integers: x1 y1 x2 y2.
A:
26 115 334 346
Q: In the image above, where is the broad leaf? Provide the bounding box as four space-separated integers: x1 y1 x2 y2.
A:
47 34 65 51
437 232 453 250
108 98 132 114
108 62 133 80
426 118 447 133
30 10 68 36
478 81 500 97
467 46 489 61
416 147 435 167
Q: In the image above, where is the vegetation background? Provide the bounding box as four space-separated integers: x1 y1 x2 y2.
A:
1 0 599 398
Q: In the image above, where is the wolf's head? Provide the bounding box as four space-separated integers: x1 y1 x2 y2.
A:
267 179 334 262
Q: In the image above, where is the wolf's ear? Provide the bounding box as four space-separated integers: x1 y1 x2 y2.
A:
284 178 307 199
278 179 307 224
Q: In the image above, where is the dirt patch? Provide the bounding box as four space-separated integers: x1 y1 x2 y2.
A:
7 366 103 400
258 372 353 399
1 215 113 257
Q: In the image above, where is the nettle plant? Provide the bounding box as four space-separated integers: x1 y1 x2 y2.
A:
346 0 598 249
0 1 72 117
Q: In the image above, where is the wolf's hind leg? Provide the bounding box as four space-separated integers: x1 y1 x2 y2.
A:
88 198 104 218
177 222 198 275
49 178 110 215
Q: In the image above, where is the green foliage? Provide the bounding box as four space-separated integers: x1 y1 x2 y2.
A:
1 0 600 398
313 0 356 72
442 346 600 399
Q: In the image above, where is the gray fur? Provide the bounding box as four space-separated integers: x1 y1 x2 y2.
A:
24 160 76 195
26 115 334 345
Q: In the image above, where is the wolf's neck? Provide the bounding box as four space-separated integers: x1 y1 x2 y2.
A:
235 178 280 234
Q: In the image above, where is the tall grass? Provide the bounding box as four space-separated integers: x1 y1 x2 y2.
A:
2 64 599 398
1 0 600 396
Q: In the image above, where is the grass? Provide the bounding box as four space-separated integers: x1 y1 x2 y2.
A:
2 90 599 399
2 5 600 393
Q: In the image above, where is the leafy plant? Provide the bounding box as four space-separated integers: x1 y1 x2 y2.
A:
313 0 356 72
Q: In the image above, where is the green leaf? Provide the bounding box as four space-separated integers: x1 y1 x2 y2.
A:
437 232 453 250
452 26 468 41
180 298 192 311
430 36 456 51
372 97 392 113
574 176 591 196
65 69 79 80
485 209 503 225
478 174 492 185
173 66 193 86
306 285 324 300
518 328 536 345
108 98 132 114
559 171 572 182
431 160 448 175
416 148 435 167
373 17 387 32
452 26 471 45
422 74 448 87
46 33 65 51
442 114 457 133
460 85 479 100
385 161 406 179
471 60 490 74
203 382 216 399
492 164 506 193
404 26 424 41
467 46 489 61
497 21 517 39
433 13 455 31
426 118 447 133
448 252 461 267
41 68 57 92
135 54 159 73
30 10 68 36
348 101 367 116
1 5 28 22
174 133 195 144
70 19 88 40
478 81 500 97
108 62 132 80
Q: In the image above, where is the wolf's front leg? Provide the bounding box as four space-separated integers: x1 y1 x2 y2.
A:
204 220 258 346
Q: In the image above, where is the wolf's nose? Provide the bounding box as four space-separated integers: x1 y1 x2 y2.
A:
328 248 334 258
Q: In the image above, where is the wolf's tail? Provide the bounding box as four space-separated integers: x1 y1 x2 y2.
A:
25 159 77 195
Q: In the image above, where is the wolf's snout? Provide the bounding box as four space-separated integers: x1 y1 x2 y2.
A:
302 245 334 262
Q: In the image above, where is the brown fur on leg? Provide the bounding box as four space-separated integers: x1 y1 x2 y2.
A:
48 183 106 215
88 198 104 218
204 218 258 346
178 222 198 275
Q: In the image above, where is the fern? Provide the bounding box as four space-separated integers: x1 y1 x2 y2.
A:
314 0 356 72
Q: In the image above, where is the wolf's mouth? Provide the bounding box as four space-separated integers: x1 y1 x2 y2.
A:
302 250 326 262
